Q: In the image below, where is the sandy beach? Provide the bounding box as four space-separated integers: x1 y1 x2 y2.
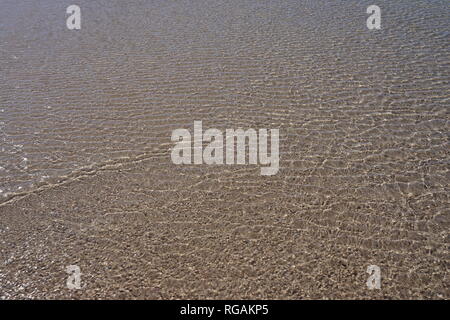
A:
0 0 448 299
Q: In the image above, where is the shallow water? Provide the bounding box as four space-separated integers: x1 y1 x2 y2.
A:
1 0 448 199
0 0 449 299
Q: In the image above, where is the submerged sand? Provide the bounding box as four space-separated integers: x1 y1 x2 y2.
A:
0 0 449 299
1 144 448 299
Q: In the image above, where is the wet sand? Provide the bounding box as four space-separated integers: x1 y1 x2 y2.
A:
0 0 449 299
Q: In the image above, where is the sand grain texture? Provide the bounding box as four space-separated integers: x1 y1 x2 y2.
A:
0 0 449 299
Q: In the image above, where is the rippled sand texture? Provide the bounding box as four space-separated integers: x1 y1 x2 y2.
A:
0 0 449 299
